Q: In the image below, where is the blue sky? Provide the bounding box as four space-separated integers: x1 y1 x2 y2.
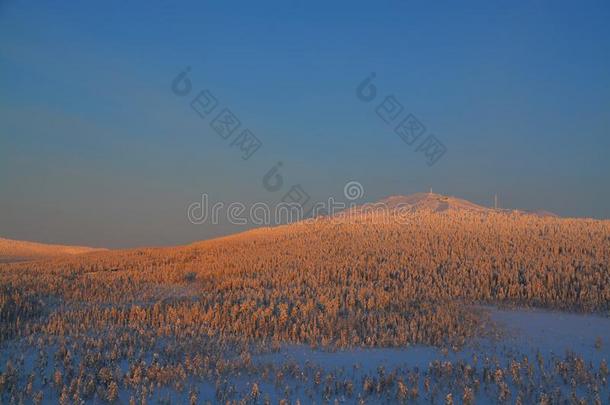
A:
1 0 609 247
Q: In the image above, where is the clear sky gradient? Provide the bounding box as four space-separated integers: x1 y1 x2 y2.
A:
1 1 609 248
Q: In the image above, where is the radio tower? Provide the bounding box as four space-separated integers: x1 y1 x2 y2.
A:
494 193 498 210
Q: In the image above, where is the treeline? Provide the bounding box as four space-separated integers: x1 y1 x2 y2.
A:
0 210 609 347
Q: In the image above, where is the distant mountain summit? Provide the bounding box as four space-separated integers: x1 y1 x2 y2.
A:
377 192 489 213
344 192 558 217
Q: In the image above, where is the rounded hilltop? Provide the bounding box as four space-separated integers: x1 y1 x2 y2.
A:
347 192 559 217
376 192 489 213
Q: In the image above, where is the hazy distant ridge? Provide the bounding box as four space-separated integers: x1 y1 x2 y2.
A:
0 237 106 262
